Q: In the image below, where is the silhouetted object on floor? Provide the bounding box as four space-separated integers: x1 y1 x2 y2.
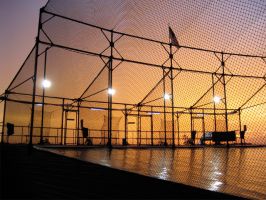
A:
200 131 236 145
81 119 92 146
7 123 14 136
82 127 88 138
200 132 212 145
122 138 128 146
190 131 196 145
212 131 236 145
240 125 247 144
38 138 50 145
85 137 93 146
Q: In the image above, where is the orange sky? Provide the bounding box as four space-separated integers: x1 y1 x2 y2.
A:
0 0 47 119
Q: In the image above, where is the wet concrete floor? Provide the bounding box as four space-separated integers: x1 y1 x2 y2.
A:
46 147 266 199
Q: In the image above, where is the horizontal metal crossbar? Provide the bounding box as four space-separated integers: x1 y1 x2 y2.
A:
39 40 266 80
42 9 266 59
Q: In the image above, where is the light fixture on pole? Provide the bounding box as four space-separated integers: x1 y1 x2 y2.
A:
42 79 51 88
213 95 221 104
164 93 171 100
90 108 104 111
148 112 160 115
108 88 116 95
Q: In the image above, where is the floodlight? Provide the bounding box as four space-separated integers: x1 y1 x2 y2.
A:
164 93 171 100
42 80 51 88
108 88 116 95
90 108 104 111
213 96 221 104
148 112 161 115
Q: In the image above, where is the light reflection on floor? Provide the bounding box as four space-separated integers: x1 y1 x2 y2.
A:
45 147 266 199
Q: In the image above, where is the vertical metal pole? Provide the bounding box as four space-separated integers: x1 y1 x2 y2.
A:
60 98 64 145
0 92 7 200
238 108 242 145
21 127 24 144
151 106 154 146
221 52 229 146
190 109 193 133
190 108 194 145
124 105 127 145
137 106 140 146
40 48 48 144
29 8 43 151
107 30 114 148
170 44 175 147
163 68 167 146
140 115 142 146
202 109 206 145
64 111 67 145
1 92 7 144
77 100 80 145
176 113 180 146
212 74 217 132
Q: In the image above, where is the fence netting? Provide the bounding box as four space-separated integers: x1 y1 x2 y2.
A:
2 0 266 147
1 0 266 198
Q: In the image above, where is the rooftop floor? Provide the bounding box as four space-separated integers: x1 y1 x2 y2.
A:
1 144 243 199
43 146 266 199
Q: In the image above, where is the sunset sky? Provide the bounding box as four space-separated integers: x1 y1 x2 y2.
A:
1 0 265 132
0 0 47 117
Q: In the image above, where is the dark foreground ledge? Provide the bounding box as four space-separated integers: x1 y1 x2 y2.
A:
0 144 243 199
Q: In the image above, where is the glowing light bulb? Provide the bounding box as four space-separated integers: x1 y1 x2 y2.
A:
164 93 171 100
213 96 221 104
90 108 104 111
108 88 116 95
42 80 51 88
148 112 160 115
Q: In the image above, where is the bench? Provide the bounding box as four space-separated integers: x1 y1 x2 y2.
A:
212 131 236 144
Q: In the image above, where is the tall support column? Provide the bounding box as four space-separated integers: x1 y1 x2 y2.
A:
40 48 48 144
107 30 114 148
77 100 80 145
124 105 128 145
60 98 64 145
137 105 140 146
176 113 180 146
140 114 142 145
1 92 7 144
0 92 7 199
221 52 229 146
212 74 217 132
238 108 242 145
169 44 175 147
29 8 43 151
202 109 206 145
163 68 167 146
151 106 154 146
190 109 193 134
64 110 67 145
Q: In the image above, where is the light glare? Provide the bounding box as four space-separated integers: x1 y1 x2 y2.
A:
213 96 221 104
90 108 104 111
42 80 51 88
164 93 171 100
148 112 160 115
108 88 116 95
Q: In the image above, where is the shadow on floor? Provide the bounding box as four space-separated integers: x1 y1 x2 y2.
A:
0 144 243 199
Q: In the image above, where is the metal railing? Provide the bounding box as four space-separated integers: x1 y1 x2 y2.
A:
1 124 248 146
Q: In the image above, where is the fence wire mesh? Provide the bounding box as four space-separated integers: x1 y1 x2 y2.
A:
1 1 266 198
